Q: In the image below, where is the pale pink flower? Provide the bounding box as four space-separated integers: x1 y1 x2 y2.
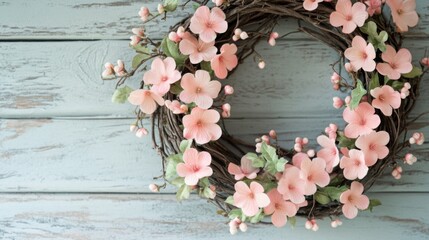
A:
164 100 186 114
128 89 165 114
277 166 306 204
365 0 383 16
233 181 270 217
182 107 222 144
113 60 126 77
340 149 368 180
300 157 330 195
264 189 297 227
228 155 260 180
224 85 234 95
292 152 308 168
132 27 145 37
143 57 181 96
340 181 369 219
138 7 150 21
344 36 376 72
421 57 429 67
370 85 401 116
316 135 340 173
303 0 324 11
179 32 217 64
190 6 227 43
343 102 381 138
211 43 238 79
391 166 402 179
221 103 231 118
404 153 417 165
355 131 389 166
168 31 181 42
325 123 338 139
102 62 115 79
386 0 418 32
179 70 221 109
409 132 424 145
176 148 213 185
333 97 344 109
376 45 413 80
330 0 368 34
130 35 141 46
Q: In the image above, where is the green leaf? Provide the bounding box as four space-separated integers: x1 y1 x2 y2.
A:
387 80 404 91
179 139 193 153
369 73 380 90
337 132 356 149
202 186 216 199
132 54 147 69
198 177 210 188
248 210 265 223
402 66 423 78
321 186 348 201
360 21 388 51
161 37 188 66
314 191 331 205
165 153 183 181
261 142 278 162
275 158 287 172
132 45 150 54
169 82 183 95
260 181 277 193
200 61 214 76
246 153 265 168
228 209 243 219
225 196 234 205
288 216 296 228
170 177 185 187
163 0 178 12
192 2 200 11
111 86 133 104
360 21 378 36
176 184 191 201
350 80 367 110
367 199 382 212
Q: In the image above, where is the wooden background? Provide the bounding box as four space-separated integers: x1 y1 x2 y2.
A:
0 1 428 239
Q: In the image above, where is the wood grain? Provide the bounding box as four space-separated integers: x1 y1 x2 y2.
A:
0 193 427 240
1 118 427 193
0 0 428 40
1 39 428 118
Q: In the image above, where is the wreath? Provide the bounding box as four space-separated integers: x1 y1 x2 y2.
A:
103 0 428 233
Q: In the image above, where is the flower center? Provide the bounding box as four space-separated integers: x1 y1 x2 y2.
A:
348 195 354 202
397 9 403 15
307 175 313 182
379 94 385 101
192 165 200 172
354 159 361 166
369 143 376 151
161 76 168 82
288 185 295 191
346 15 353 21
206 21 214 28
145 91 151 96
196 120 203 127
360 118 366 126
362 52 368 59
196 87 202 93
249 192 255 199
274 203 281 210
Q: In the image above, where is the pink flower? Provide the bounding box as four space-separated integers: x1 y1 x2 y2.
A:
392 166 403 179
300 157 330 195
164 100 187 114
176 148 213 185
130 35 141 46
340 149 368 180
221 103 231 118
316 135 340 173
340 181 369 219
409 132 424 145
143 57 181 95
355 131 390 166
386 0 418 32
228 155 260 180
292 152 308 168
190 6 227 43
376 45 413 80
138 7 150 21
404 153 417 165
330 0 368 34
102 62 115 79
179 70 221 109
370 85 401 116
179 33 217 64
233 181 270 217
303 0 324 11
113 60 126 77
182 107 222 144
211 43 238 79
128 89 165 114
343 102 381 138
264 189 297 227
333 97 344 109
344 36 376 72
277 166 306 204
132 27 145 37
324 123 338 139
365 0 383 16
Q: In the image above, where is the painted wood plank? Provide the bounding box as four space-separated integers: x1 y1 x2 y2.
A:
0 193 427 240
0 0 428 40
1 118 427 193
1 39 428 118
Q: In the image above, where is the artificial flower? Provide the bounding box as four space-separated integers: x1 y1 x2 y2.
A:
176 148 213 185
179 32 218 64
340 181 369 219
211 43 238 79
129 35 141 46
344 36 376 72
164 100 187 114
113 60 126 77
409 132 424 145
182 107 222 144
228 155 260 180
264 189 297 227
102 62 115 79
292 152 308 168
370 85 401 116
386 0 418 32
343 102 381 138
233 181 270 217
300 157 330 195
190 6 228 43
340 149 368 180
316 135 340 173
221 103 231 118
391 166 403 179
376 45 413 80
224 85 234 95
277 166 306 204
404 153 417 165
128 89 165 114
138 7 150 21
365 0 383 16
329 0 368 34
355 131 390 166
143 57 181 95
303 0 324 11
324 123 338 139
179 70 221 109
268 32 279 46
333 97 344 109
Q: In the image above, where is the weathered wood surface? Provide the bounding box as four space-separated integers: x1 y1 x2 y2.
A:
1 39 428 118
0 193 428 240
0 118 428 193
0 0 428 40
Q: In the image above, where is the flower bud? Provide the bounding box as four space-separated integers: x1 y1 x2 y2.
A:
224 85 234 95
129 124 138 132
130 35 141 46
239 222 247 232
138 7 150 21
269 130 277 139
136 128 148 138
333 97 344 109
240 31 249 40
157 4 165 14
148 183 159 192
421 57 429 67
258 60 266 69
